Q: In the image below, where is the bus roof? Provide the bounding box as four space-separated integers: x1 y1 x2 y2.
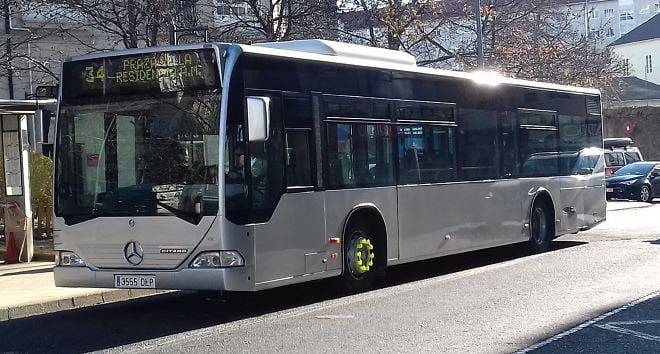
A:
64 40 601 97
239 40 601 96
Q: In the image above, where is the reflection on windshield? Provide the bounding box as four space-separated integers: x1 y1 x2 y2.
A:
520 148 603 177
613 163 653 177
56 91 220 225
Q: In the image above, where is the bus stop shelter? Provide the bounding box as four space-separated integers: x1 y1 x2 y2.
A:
0 98 57 263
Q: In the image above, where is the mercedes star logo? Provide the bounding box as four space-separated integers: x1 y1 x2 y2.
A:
124 241 144 265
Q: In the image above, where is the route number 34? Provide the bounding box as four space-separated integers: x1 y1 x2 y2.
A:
85 66 105 83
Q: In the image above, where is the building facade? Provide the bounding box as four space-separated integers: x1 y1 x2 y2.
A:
562 0 660 47
609 13 659 85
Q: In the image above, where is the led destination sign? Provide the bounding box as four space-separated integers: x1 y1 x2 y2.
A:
62 49 219 100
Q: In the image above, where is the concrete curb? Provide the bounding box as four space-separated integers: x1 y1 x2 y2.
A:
0 250 55 262
0 289 168 322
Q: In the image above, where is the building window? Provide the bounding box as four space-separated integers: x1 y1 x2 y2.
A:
216 2 250 17
655 2 660 13
619 9 634 21
606 27 615 37
622 58 630 76
639 4 650 15
604 8 614 18
647 55 653 74
588 9 599 19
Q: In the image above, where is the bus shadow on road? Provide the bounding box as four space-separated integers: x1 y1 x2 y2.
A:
0 240 587 353
374 240 587 288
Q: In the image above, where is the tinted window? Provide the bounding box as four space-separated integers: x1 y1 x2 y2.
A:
519 111 556 126
325 96 390 120
283 96 313 128
286 129 313 187
500 112 518 177
397 102 454 122
326 123 394 187
559 115 587 152
398 125 456 184
519 129 560 177
625 151 641 163
605 152 625 167
225 93 285 224
518 110 559 177
586 114 603 148
458 109 498 180
283 96 314 188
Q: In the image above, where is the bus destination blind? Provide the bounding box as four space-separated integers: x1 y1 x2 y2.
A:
63 49 219 99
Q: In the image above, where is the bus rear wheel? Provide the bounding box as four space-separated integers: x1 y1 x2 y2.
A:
528 200 553 253
342 220 377 293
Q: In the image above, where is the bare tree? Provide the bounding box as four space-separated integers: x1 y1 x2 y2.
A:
23 0 189 49
338 0 624 99
337 0 448 50
212 0 335 43
1 0 75 96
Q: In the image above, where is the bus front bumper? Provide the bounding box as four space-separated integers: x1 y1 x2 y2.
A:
53 265 256 292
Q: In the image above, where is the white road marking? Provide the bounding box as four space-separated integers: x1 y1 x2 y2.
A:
515 291 660 353
595 320 660 342
315 315 355 319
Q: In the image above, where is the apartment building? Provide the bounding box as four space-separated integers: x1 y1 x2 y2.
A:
609 13 660 85
561 0 660 47
0 4 100 99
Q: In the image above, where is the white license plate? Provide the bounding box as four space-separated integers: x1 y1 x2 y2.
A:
114 275 156 289
606 188 614 193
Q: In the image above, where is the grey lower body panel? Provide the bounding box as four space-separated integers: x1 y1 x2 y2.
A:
54 266 256 291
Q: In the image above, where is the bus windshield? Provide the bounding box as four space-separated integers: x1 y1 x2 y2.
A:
55 49 221 225
56 92 220 225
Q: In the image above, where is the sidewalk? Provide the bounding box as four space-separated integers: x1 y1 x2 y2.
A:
0 261 164 321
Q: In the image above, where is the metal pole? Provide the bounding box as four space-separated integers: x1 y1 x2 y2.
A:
584 0 590 39
475 0 484 69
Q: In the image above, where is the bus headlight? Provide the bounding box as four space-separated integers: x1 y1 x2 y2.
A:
190 251 245 268
56 251 86 267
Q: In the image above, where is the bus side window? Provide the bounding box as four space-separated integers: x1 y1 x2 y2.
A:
285 129 313 187
283 96 315 188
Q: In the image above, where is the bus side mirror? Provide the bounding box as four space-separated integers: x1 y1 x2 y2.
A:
577 168 593 175
247 96 270 142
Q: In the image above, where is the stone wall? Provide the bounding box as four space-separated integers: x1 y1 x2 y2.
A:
604 107 660 160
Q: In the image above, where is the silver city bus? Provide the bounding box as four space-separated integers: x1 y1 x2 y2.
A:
54 40 605 292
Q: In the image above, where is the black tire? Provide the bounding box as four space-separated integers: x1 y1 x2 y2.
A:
638 184 652 203
528 200 553 253
341 219 378 293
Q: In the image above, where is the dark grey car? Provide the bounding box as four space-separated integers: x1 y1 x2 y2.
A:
606 162 660 202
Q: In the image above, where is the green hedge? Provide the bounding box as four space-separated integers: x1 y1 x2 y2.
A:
29 151 53 209
0 150 53 209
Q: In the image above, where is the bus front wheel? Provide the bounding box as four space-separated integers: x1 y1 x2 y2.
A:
342 220 377 293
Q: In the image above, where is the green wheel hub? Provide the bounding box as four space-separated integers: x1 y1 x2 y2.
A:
348 236 375 275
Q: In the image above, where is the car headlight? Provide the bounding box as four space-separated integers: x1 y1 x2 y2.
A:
56 251 86 267
620 179 637 185
189 251 245 268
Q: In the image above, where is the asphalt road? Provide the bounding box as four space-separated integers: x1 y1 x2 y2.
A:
1 200 660 353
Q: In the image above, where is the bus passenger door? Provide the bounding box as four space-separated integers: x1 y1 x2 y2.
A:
494 111 523 243
250 93 328 284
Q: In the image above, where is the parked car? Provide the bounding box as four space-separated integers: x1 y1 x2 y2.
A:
606 161 660 202
603 138 643 176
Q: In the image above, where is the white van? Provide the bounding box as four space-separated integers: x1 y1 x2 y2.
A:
603 138 644 176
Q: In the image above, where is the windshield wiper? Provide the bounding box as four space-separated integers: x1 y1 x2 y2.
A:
156 201 201 224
